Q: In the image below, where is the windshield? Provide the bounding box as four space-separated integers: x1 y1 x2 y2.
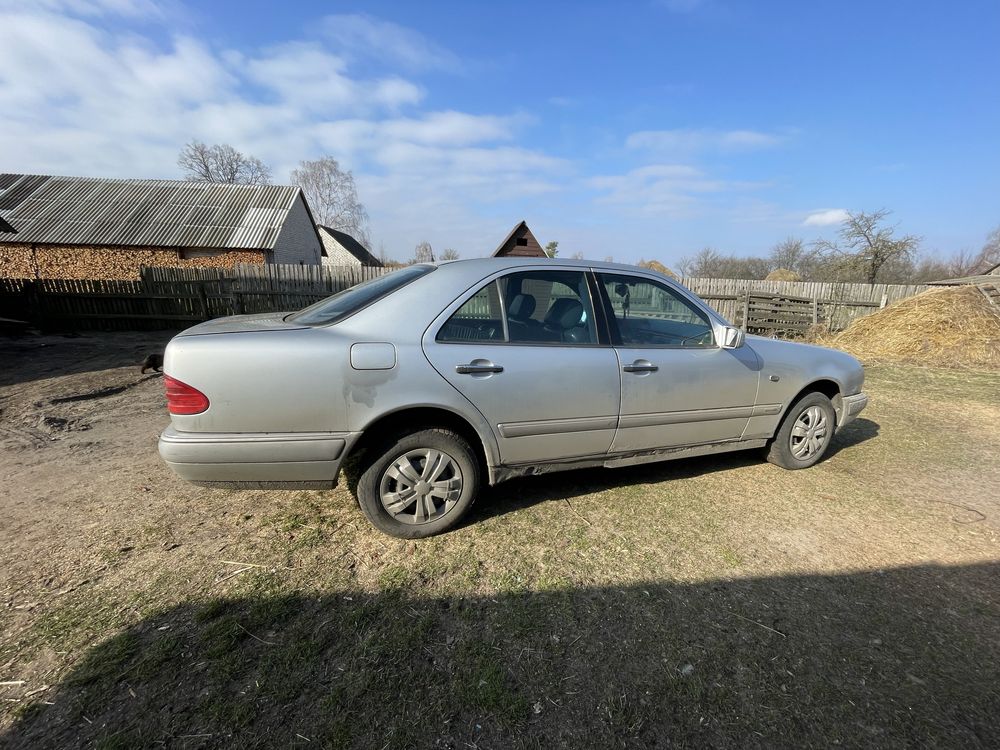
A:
288 265 435 326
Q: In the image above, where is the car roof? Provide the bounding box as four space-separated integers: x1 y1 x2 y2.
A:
431 256 663 275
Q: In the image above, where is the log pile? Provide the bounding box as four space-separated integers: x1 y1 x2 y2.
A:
0 244 265 280
0 245 33 278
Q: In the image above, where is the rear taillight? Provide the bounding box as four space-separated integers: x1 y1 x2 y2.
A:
164 375 209 415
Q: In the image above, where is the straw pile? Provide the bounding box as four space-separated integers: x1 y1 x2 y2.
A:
638 259 678 279
831 285 1000 369
765 267 801 281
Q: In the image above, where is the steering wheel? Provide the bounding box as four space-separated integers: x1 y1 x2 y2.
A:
679 330 713 347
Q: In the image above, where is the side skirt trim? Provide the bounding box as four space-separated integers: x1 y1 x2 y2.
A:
492 438 768 483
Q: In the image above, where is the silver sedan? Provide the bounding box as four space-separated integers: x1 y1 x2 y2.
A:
159 258 868 537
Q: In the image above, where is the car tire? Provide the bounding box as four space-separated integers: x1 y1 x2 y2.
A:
353 428 480 539
764 392 836 470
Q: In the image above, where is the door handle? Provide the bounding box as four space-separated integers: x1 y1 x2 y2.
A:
456 363 504 375
622 361 658 373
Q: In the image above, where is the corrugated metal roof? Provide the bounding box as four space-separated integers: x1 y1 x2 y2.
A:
0 174 301 251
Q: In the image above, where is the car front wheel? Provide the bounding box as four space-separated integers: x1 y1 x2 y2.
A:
354 428 480 538
764 392 836 470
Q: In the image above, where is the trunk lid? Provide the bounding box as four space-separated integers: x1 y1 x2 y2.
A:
177 312 307 337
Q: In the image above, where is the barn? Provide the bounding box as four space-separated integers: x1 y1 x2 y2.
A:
0 174 323 280
492 220 546 258
317 225 382 267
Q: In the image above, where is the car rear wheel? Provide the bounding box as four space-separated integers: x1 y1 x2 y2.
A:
764 392 836 470
354 428 480 538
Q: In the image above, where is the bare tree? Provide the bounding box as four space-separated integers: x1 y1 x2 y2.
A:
678 247 720 277
814 209 920 284
678 247 770 279
439 248 460 260
412 241 434 264
544 241 559 258
983 225 1000 271
177 141 272 185
290 157 371 248
944 226 1000 276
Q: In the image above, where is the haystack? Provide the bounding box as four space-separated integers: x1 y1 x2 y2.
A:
831 286 1000 369
638 259 678 279
765 267 801 282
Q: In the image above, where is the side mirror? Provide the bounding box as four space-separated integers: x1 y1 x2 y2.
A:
721 326 745 349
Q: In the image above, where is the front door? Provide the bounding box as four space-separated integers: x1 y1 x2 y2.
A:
424 268 621 464
595 272 761 452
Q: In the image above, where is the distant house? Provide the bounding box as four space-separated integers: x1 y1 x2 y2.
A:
492 220 546 258
987 261 1000 276
0 173 323 280
317 225 382 267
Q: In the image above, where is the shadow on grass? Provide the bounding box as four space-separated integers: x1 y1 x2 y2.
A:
5 561 997 749
828 416 880 458
468 417 881 525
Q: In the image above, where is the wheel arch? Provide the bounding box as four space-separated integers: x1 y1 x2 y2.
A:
783 378 844 428
344 405 497 485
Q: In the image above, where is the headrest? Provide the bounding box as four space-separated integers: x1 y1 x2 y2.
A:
508 293 536 321
545 298 584 330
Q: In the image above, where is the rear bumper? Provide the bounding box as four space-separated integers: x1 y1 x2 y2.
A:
838 392 869 430
158 426 361 489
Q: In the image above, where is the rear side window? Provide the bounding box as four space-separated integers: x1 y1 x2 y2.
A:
437 270 598 345
437 281 505 342
289 265 434 326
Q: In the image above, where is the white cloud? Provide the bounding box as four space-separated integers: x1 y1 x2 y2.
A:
242 42 424 114
589 164 729 216
320 13 460 72
803 208 849 226
0 0 164 17
588 163 772 219
626 128 784 154
0 4 562 259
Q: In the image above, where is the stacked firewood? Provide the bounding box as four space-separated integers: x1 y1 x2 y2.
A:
0 244 265 280
0 245 34 278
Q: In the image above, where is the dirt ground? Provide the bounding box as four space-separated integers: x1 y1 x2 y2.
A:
1 332 999 748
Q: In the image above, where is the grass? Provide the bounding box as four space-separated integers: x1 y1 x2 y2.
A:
2 364 1000 748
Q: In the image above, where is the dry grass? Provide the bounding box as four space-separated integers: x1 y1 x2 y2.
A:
830 285 1000 369
2 335 1000 748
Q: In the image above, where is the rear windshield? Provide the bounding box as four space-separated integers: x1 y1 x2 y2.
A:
288 265 435 326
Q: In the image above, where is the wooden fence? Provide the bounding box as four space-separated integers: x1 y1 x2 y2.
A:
679 277 929 332
0 264 929 334
0 265 387 331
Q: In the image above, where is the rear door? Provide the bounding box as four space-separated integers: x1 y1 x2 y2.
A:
595 271 761 452
423 268 621 464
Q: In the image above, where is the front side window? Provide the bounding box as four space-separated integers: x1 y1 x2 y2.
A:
437 270 597 345
502 270 597 344
599 273 714 347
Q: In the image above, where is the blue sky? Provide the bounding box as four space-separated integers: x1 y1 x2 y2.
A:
1 0 997 264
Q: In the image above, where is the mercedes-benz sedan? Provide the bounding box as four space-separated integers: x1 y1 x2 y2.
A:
159 258 868 537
